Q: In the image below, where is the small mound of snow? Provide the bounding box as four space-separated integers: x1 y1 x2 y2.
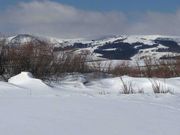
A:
8 72 34 85
8 72 52 95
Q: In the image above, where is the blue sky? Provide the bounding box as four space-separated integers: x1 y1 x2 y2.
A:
0 0 180 13
0 0 180 38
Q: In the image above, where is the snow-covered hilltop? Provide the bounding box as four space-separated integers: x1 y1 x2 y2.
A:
2 34 180 60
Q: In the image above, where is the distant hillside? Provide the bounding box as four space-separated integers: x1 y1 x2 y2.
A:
2 34 180 60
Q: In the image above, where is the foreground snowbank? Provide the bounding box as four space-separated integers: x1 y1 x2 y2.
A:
0 95 180 135
0 81 28 96
0 72 180 135
51 74 180 95
86 76 180 94
7 72 53 96
0 72 178 96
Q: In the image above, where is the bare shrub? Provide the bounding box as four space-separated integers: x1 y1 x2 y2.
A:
173 57 180 77
89 60 105 73
109 61 131 76
0 38 6 80
120 77 134 94
135 60 143 77
2 41 54 78
149 79 161 93
153 59 175 78
136 58 178 78
107 61 144 77
0 40 94 80
119 77 145 94
149 78 172 94
143 57 155 77
53 51 90 75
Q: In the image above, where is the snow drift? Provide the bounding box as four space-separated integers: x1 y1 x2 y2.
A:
0 72 179 96
0 72 180 135
8 72 53 95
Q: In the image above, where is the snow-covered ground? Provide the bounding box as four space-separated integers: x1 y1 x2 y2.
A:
0 72 180 135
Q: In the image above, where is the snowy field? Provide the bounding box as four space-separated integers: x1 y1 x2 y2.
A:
0 72 180 135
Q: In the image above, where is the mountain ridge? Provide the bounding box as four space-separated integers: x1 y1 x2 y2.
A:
2 34 180 60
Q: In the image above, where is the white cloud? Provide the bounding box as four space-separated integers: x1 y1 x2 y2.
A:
0 0 180 39
0 0 127 38
128 11 180 36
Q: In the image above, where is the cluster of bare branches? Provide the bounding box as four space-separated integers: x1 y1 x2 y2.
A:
108 57 180 78
149 78 173 94
0 40 93 80
0 41 54 79
51 51 91 75
120 76 134 94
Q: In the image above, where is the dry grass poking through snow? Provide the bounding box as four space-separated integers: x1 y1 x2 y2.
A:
120 77 135 94
149 79 173 94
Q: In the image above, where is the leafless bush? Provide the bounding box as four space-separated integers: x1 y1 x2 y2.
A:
0 40 94 79
89 60 106 73
149 78 172 94
120 77 134 94
143 57 155 77
119 77 145 94
52 51 90 75
135 60 143 77
0 38 6 80
109 61 131 76
173 57 180 77
107 61 143 77
1 41 54 79
153 59 175 78
132 57 180 78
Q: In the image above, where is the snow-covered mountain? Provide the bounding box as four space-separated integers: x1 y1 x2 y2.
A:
2 34 180 60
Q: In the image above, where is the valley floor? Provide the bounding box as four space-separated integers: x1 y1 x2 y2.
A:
0 72 180 135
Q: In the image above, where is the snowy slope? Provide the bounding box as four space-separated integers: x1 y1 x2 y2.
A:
2 71 180 96
0 95 180 135
0 72 180 135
